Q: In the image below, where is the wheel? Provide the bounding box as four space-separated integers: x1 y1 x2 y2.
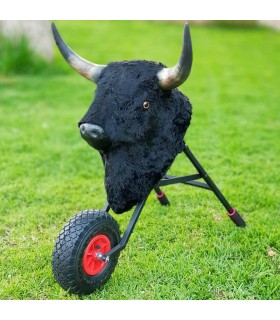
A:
52 209 120 295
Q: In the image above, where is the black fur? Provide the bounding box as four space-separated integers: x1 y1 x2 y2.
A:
79 60 192 213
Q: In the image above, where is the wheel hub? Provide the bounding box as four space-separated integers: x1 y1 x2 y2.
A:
82 234 111 276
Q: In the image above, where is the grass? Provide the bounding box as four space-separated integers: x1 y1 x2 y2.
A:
0 20 279 300
0 35 59 76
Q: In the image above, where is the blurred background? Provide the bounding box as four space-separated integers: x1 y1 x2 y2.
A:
0 20 279 75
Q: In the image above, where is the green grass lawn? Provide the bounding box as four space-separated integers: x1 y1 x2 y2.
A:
0 20 279 300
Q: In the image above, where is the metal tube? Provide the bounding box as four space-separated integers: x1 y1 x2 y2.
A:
183 145 233 212
183 144 245 227
103 197 147 258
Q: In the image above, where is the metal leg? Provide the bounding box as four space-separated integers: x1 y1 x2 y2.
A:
102 201 110 212
103 197 148 259
183 145 246 227
154 186 170 206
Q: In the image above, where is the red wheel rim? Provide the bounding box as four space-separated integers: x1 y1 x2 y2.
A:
82 234 111 276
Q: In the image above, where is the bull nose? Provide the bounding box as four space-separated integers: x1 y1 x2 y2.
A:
79 123 111 150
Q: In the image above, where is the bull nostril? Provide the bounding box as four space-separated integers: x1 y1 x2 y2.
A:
80 124 86 135
79 123 111 150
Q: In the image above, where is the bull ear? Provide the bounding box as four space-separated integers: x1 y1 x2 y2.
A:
157 23 193 90
51 23 106 83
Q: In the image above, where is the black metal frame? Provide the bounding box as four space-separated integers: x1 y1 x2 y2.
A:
101 143 245 261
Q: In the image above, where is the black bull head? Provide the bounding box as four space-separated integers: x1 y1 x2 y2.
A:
52 23 193 213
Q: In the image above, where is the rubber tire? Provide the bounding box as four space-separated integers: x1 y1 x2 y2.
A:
52 209 120 295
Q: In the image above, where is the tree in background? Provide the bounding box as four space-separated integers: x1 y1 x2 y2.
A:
0 20 53 74
0 20 53 61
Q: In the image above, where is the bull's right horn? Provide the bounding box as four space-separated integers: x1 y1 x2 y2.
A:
51 23 106 83
157 23 193 90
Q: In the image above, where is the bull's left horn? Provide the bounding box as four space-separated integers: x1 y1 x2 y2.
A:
51 23 106 83
157 23 192 90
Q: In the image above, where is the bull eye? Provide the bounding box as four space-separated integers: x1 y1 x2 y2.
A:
142 101 150 110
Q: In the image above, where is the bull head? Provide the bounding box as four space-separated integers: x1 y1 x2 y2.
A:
52 22 193 213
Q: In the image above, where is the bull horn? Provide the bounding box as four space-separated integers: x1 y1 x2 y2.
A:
51 22 106 83
157 23 192 90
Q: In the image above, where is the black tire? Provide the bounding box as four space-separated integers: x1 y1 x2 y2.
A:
52 209 120 295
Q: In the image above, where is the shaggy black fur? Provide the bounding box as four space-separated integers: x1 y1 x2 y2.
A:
79 60 192 213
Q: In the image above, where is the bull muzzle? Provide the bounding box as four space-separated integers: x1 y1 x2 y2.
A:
79 123 111 150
